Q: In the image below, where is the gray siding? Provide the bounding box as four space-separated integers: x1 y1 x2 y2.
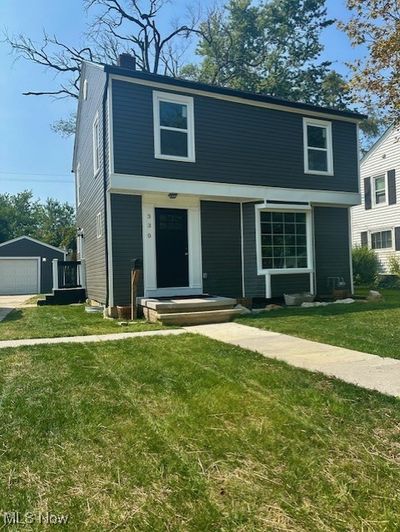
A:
75 63 108 303
0 238 64 293
271 274 311 297
111 194 143 306
314 207 351 295
242 203 266 297
200 201 242 298
112 80 358 193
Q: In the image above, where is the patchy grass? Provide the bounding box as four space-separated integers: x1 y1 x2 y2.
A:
0 304 164 340
1 334 400 529
238 288 400 359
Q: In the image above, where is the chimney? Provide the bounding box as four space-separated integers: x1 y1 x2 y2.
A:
117 53 136 70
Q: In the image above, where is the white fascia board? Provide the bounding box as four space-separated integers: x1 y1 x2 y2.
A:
109 173 361 206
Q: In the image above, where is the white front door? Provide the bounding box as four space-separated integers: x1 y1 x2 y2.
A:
0 258 39 295
142 194 203 297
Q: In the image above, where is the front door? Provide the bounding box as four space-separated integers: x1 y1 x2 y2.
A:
155 208 189 288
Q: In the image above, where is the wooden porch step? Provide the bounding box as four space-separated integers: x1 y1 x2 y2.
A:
155 307 243 326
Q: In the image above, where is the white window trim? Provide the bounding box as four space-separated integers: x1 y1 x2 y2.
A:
96 212 103 239
83 79 88 100
76 162 81 207
255 203 314 276
369 227 394 250
371 172 388 208
93 113 100 177
303 117 334 176
153 91 195 163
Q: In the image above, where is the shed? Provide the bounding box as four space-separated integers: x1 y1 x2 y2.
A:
0 236 66 295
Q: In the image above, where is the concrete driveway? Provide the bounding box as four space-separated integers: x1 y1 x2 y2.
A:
0 295 32 322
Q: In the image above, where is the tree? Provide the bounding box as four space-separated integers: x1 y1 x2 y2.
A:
0 191 75 250
340 0 400 125
181 0 351 109
4 0 202 135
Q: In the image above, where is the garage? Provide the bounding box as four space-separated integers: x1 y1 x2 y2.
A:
0 236 65 295
0 258 39 295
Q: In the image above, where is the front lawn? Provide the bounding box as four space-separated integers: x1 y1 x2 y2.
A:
0 304 164 340
1 334 400 529
238 288 400 359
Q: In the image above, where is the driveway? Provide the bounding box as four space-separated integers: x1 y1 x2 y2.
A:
0 295 32 322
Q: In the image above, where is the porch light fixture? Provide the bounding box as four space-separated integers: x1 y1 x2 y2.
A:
168 193 178 199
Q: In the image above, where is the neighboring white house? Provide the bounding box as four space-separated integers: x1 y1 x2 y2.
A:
351 126 400 272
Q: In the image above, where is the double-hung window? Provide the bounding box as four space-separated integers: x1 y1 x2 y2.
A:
153 91 195 162
76 162 81 207
96 212 102 239
371 230 392 250
372 174 387 206
259 210 310 271
93 114 100 176
303 118 333 175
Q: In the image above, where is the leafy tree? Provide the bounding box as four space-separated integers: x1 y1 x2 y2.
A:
340 0 400 125
0 191 75 250
182 0 351 109
352 246 379 285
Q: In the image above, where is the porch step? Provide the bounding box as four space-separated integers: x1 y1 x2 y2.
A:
139 296 237 314
139 296 240 325
37 288 86 306
154 308 243 326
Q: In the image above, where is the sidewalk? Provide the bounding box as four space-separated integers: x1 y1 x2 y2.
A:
0 328 185 349
185 322 400 398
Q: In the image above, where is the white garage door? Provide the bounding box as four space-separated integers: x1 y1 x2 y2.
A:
0 258 39 295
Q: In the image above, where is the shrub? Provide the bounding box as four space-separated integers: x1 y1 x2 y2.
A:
352 246 379 285
389 254 400 276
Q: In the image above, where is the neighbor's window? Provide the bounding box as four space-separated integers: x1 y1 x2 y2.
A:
83 79 88 100
260 211 308 270
153 91 195 162
303 118 333 175
96 212 102 239
76 163 81 207
373 175 387 206
93 114 100 176
371 230 392 250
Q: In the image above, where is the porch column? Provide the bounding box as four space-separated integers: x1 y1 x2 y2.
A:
52 259 59 290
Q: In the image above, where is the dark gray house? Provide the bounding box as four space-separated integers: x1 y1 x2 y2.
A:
73 56 364 316
0 236 65 295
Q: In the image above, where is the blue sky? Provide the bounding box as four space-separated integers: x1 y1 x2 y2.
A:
0 0 361 206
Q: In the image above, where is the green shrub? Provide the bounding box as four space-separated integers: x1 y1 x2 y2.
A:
352 246 380 285
375 274 400 289
389 254 400 276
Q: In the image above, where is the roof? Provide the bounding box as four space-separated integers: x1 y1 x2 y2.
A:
0 236 66 254
104 63 367 121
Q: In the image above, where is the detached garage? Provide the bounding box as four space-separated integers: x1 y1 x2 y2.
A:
0 236 65 295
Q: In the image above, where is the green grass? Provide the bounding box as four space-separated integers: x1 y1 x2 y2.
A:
0 304 164 340
1 334 400 530
238 288 400 359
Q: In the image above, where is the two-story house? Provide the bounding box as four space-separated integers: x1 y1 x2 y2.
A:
73 55 364 317
352 126 400 272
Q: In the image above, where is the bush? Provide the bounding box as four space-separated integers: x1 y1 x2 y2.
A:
352 246 380 285
389 254 400 276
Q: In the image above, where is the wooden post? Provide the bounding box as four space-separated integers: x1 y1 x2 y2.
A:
131 268 141 321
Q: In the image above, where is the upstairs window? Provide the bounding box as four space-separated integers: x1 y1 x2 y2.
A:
83 79 88 100
96 212 102 239
93 114 100 176
371 230 392 250
153 91 195 162
373 174 387 206
259 211 309 270
303 118 333 175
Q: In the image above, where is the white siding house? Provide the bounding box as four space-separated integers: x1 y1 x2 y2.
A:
351 126 400 272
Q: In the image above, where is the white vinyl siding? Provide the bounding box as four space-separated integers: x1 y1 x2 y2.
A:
351 127 400 272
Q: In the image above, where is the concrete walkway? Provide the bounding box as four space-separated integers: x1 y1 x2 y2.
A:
0 295 32 322
0 328 185 349
185 322 400 398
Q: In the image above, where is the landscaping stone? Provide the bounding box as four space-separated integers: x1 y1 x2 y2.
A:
235 304 251 315
333 298 355 304
264 304 284 311
368 290 383 301
301 301 329 308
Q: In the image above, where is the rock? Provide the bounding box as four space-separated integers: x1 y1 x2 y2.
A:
235 304 251 315
251 308 265 314
264 304 284 311
367 290 383 301
301 301 330 308
118 321 129 326
333 298 355 304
